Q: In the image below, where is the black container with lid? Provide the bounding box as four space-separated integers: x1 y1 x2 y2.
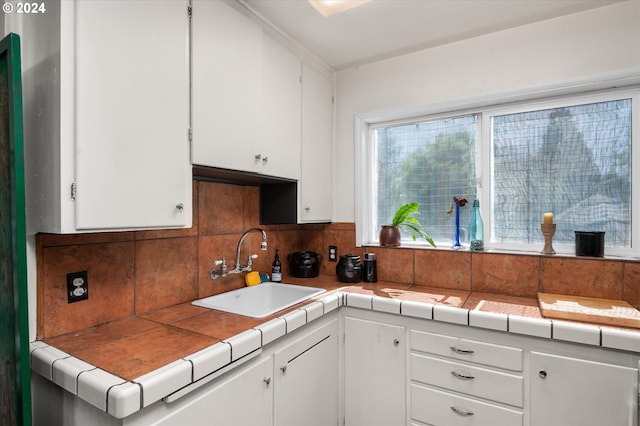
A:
287 251 321 278
336 254 362 283
575 231 605 257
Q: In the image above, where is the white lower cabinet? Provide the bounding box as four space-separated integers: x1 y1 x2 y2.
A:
125 317 338 426
530 351 638 426
344 316 406 426
273 320 339 426
410 329 524 426
127 356 273 426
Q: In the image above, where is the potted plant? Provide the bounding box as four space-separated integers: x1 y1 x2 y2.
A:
380 202 436 247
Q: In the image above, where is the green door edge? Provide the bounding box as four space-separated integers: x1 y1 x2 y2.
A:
0 32 32 426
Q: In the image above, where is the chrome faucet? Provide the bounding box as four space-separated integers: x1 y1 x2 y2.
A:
210 228 267 279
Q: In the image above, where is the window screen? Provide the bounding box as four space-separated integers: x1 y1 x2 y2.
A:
374 115 478 244
491 99 632 247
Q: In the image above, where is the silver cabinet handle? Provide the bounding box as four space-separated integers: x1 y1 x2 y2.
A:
255 154 262 160
175 203 184 212
263 377 271 385
450 346 474 354
539 370 547 379
450 406 474 417
451 370 475 380
262 156 268 163
393 338 400 346
280 365 287 373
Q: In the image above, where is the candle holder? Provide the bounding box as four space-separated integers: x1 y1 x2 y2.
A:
541 223 556 255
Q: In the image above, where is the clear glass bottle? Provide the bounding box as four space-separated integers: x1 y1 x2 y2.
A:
271 249 282 282
469 199 484 251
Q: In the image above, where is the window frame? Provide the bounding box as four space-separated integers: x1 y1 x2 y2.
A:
355 86 640 257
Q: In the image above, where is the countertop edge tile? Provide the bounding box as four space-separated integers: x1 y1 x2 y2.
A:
253 318 287 347
31 345 70 381
401 300 434 320
77 368 126 412
469 309 508 332
52 357 96 394
372 296 401 315
304 301 325 322
184 342 232 381
508 315 552 339
282 309 307 333
552 320 601 346
345 293 373 310
602 327 640 352
108 381 142 419
320 293 342 312
433 304 469 325
133 359 192 408
224 329 262 362
30 340 49 353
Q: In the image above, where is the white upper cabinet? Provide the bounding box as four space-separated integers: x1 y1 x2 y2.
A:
16 0 192 233
192 0 301 181
299 63 334 223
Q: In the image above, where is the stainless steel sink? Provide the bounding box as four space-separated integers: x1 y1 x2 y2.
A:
192 282 326 318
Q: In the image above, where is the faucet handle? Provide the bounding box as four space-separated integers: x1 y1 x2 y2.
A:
210 258 227 280
246 254 258 270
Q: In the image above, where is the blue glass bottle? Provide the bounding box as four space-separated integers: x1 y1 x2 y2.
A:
469 199 484 251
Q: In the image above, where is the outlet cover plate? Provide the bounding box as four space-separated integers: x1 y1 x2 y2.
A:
67 271 89 303
329 245 338 262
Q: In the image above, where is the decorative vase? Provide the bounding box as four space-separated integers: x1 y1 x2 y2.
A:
453 203 462 249
380 225 401 247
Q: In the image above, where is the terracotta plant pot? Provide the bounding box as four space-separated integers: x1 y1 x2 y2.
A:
380 225 401 247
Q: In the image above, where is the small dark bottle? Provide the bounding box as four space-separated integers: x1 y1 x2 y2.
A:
271 249 282 282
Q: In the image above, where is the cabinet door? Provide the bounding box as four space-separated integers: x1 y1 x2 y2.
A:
74 0 191 230
344 317 405 426
530 352 638 426
274 319 339 426
299 63 333 223
260 35 301 180
191 0 262 172
127 357 273 426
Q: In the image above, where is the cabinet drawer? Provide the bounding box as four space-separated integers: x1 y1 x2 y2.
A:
411 354 523 407
411 384 523 426
410 330 523 371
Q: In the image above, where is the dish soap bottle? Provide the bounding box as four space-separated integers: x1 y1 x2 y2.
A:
271 249 282 282
469 199 484 251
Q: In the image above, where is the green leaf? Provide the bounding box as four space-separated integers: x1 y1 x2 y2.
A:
389 202 436 248
391 202 419 226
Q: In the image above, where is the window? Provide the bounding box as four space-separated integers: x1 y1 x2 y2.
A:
356 88 639 256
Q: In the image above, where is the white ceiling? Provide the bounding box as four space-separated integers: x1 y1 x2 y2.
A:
242 0 624 71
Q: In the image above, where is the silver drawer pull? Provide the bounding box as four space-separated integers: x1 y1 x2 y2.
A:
450 346 474 354
450 406 474 417
451 370 475 380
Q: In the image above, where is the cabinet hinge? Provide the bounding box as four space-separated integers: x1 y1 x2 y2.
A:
187 5 192 18
188 127 192 143
70 181 77 200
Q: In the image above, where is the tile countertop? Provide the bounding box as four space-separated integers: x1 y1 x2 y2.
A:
31 275 640 419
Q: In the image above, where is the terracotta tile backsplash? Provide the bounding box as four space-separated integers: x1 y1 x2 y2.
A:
37 180 640 339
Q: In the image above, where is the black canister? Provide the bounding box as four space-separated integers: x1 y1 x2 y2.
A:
575 231 605 257
362 252 377 282
336 254 362 283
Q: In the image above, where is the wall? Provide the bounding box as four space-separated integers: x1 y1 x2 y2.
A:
334 1 640 222
37 181 640 340
35 181 316 338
